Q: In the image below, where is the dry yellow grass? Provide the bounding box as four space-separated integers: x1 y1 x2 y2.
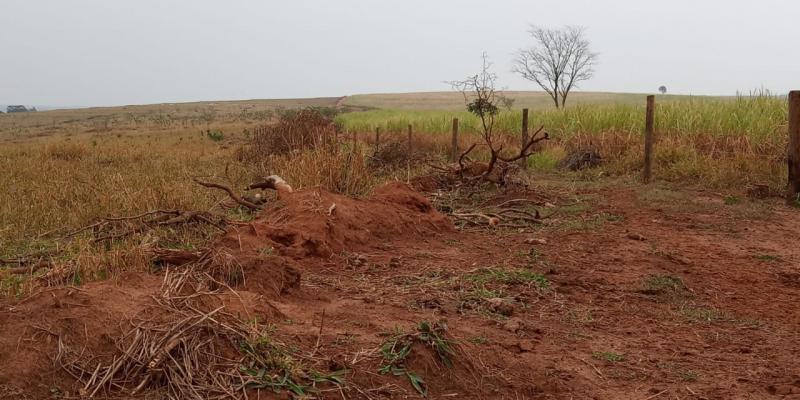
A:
0 103 404 296
0 92 789 296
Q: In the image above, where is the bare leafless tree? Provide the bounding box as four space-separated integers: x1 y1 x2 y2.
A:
513 25 597 109
446 53 548 183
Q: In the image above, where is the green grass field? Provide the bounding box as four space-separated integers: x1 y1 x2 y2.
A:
336 91 788 191
341 91 717 111
337 92 786 143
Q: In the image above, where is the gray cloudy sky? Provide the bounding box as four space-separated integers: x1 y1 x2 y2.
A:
1 0 798 107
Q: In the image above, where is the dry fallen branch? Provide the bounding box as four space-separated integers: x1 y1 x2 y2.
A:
64 210 227 244
0 260 53 275
194 178 262 211
450 198 544 229
44 270 259 399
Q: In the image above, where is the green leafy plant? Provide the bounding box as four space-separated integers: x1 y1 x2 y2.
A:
754 254 781 262
238 332 346 396
378 320 455 396
206 129 224 141
723 195 741 205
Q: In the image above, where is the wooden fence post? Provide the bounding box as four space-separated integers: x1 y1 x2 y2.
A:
787 91 800 203
451 118 459 162
642 95 655 183
520 108 529 169
407 124 413 153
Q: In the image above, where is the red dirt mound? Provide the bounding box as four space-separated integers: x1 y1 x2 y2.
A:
0 274 160 399
0 182 458 399
218 181 453 261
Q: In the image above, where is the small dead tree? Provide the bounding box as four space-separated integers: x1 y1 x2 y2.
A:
513 25 597 108
447 53 548 184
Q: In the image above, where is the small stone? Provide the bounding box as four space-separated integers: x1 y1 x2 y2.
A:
502 317 525 333
773 384 797 395
347 254 368 267
485 297 515 316
388 257 402 268
525 238 548 245
517 340 535 352
486 297 504 308
626 233 646 241
544 202 556 208
672 255 692 265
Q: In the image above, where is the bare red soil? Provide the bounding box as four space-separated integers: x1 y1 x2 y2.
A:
2 181 800 399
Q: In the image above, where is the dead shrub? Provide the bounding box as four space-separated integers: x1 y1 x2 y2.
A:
559 147 602 171
238 109 336 161
46 142 87 161
368 141 412 169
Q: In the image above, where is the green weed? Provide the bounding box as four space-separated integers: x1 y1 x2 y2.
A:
679 370 699 382
378 320 455 396
206 129 225 141
592 351 625 363
238 331 345 396
754 254 781 262
723 195 741 205
468 336 489 345
643 274 685 294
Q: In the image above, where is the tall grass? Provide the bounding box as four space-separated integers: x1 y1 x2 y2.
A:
0 129 389 296
336 94 789 189
337 95 787 146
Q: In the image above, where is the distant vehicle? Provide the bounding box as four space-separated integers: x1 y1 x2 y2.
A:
7 105 35 113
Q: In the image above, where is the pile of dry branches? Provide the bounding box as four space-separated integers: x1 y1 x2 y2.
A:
40 269 252 399
451 198 545 228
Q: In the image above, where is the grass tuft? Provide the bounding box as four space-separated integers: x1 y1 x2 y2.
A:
379 320 455 396
592 351 625 363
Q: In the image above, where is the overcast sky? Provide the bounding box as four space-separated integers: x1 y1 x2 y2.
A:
1 0 798 107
